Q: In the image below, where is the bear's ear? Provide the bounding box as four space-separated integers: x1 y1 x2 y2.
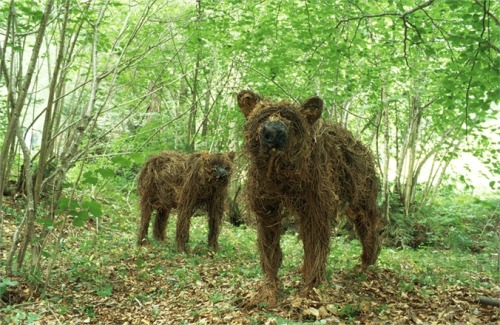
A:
227 151 235 161
300 96 323 125
237 90 261 118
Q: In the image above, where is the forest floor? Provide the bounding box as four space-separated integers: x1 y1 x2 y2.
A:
1 204 499 324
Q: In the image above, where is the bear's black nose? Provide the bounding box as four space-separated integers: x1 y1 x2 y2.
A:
261 121 288 149
215 167 228 181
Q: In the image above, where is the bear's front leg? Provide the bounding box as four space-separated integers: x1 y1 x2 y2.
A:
207 200 224 252
299 206 332 293
176 205 193 253
248 201 283 306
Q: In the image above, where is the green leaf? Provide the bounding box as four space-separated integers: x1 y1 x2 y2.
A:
58 197 78 210
77 210 89 219
1 279 18 287
58 197 69 209
96 168 115 178
96 283 113 298
36 218 54 228
73 217 85 227
83 171 98 185
0 279 18 295
26 313 41 323
129 153 146 164
111 156 132 167
81 200 103 217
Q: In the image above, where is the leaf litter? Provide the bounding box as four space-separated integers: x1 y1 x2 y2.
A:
1 206 498 324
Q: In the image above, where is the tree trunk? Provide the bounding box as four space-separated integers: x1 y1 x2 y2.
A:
201 78 211 137
187 54 199 151
403 95 421 215
33 0 70 207
0 0 55 255
381 87 390 224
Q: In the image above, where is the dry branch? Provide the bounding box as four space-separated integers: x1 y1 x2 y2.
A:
478 296 500 307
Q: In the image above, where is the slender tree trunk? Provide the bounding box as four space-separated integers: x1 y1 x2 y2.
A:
429 158 452 200
187 54 199 151
33 0 70 207
394 100 409 202
382 87 390 224
0 0 55 254
392 100 400 195
187 1 203 150
48 0 109 202
403 95 421 215
0 5 14 246
201 78 211 137
11 127 37 272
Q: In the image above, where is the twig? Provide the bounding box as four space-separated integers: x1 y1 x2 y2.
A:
134 297 144 307
238 62 297 103
47 305 63 324
478 296 500 307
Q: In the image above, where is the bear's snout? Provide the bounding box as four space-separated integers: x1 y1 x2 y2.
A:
215 166 229 182
260 121 288 149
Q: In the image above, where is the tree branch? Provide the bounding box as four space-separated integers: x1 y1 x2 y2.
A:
335 1 437 70
401 0 435 18
335 11 398 29
474 0 500 26
336 0 436 28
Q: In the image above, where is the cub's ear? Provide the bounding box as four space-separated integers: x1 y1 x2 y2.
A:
227 151 236 161
300 96 323 125
237 90 261 118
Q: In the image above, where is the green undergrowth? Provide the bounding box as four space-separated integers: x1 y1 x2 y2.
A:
10 210 498 293
384 193 499 253
1 195 498 323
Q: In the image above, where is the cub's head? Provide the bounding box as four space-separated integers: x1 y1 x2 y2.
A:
237 90 323 159
199 151 235 186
